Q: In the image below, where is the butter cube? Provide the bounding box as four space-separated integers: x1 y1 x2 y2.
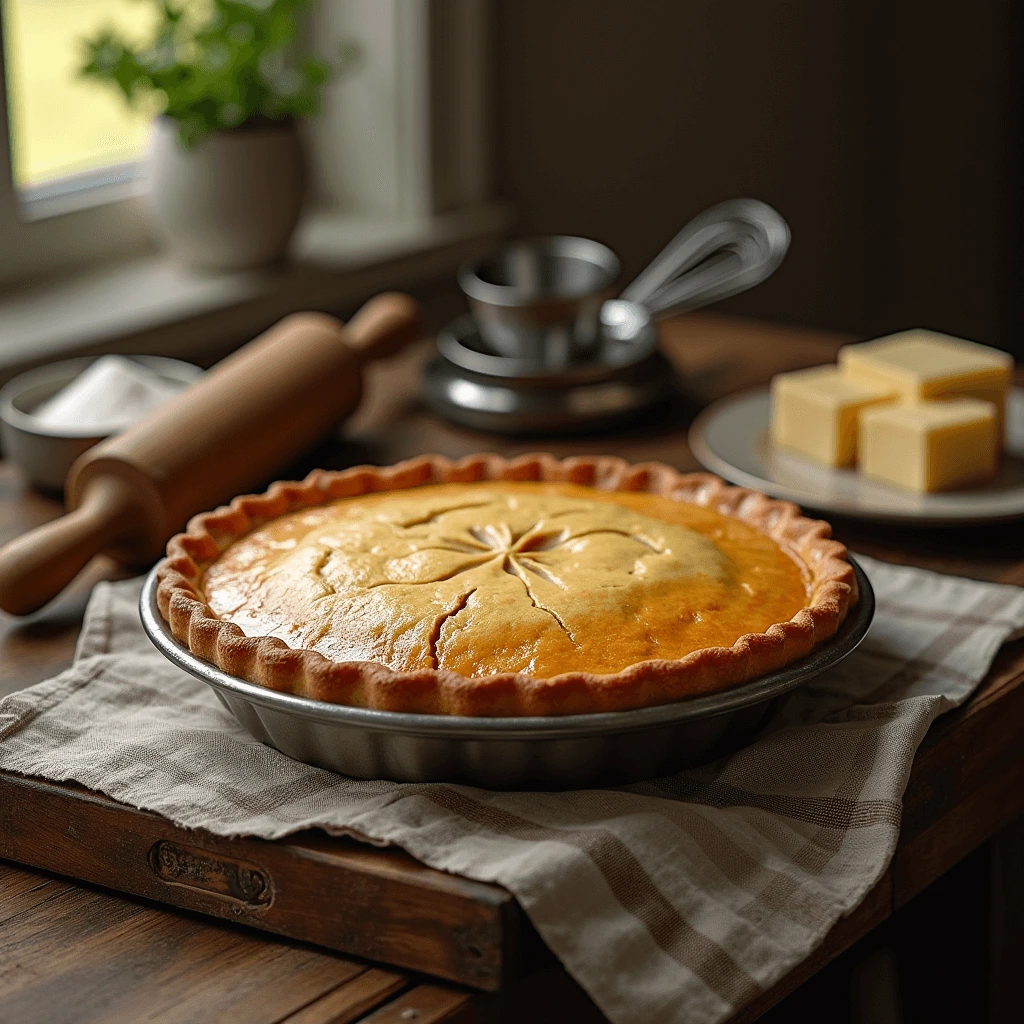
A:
771 366 897 468
839 330 1013 439
859 399 997 493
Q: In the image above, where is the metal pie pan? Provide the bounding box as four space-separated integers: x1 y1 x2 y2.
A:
140 559 874 789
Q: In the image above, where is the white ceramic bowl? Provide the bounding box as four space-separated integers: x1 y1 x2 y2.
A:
0 355 203 492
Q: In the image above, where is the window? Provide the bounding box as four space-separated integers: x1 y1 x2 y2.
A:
0 1 494 288
3 0 155 194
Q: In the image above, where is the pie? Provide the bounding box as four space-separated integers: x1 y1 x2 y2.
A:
157 454 857 716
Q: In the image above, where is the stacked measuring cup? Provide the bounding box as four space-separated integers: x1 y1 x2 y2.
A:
423 199 790 434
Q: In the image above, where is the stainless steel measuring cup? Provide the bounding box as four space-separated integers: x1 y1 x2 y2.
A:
458 235 621 367
458 198 790 368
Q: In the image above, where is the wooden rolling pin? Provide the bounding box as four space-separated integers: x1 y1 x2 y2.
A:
0 292 421 616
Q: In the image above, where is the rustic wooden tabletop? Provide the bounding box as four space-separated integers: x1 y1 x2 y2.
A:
2 313 1023 1023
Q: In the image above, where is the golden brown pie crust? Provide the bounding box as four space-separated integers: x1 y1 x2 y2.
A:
156 454 857 716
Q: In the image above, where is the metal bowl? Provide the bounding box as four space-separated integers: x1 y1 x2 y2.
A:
140 559 874 790
422 351 679 436
425 313 675 436
436 312 659 383
0 356 202 492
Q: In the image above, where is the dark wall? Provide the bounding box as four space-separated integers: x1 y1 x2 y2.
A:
494 0 1022 353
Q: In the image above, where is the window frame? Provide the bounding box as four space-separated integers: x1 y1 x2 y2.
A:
0 0 494 288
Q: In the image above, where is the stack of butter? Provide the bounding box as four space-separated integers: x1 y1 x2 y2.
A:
771 330 1014 492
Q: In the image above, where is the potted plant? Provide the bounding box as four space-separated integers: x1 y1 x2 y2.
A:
80 0 356 271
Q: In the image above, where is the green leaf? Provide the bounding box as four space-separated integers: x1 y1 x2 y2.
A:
75 0 347 139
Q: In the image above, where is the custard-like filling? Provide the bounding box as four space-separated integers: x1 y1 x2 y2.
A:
202 482 810 678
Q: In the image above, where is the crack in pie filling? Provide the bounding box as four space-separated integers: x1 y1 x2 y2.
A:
158 455 856 716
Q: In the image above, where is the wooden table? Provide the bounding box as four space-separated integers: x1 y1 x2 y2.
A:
2 313 1023 1023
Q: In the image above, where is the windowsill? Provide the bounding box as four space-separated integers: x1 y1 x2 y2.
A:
0 202 515 383
18 164 145 222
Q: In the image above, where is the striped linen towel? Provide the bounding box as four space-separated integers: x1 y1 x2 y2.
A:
2 555 1023 1024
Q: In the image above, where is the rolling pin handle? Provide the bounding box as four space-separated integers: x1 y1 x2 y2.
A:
344 292 423 362
0 476 143 616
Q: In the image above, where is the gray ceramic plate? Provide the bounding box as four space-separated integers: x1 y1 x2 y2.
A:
690 386 1024 525
140 560 874 789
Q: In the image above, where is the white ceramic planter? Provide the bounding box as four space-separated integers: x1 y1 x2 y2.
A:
147 117 306 271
